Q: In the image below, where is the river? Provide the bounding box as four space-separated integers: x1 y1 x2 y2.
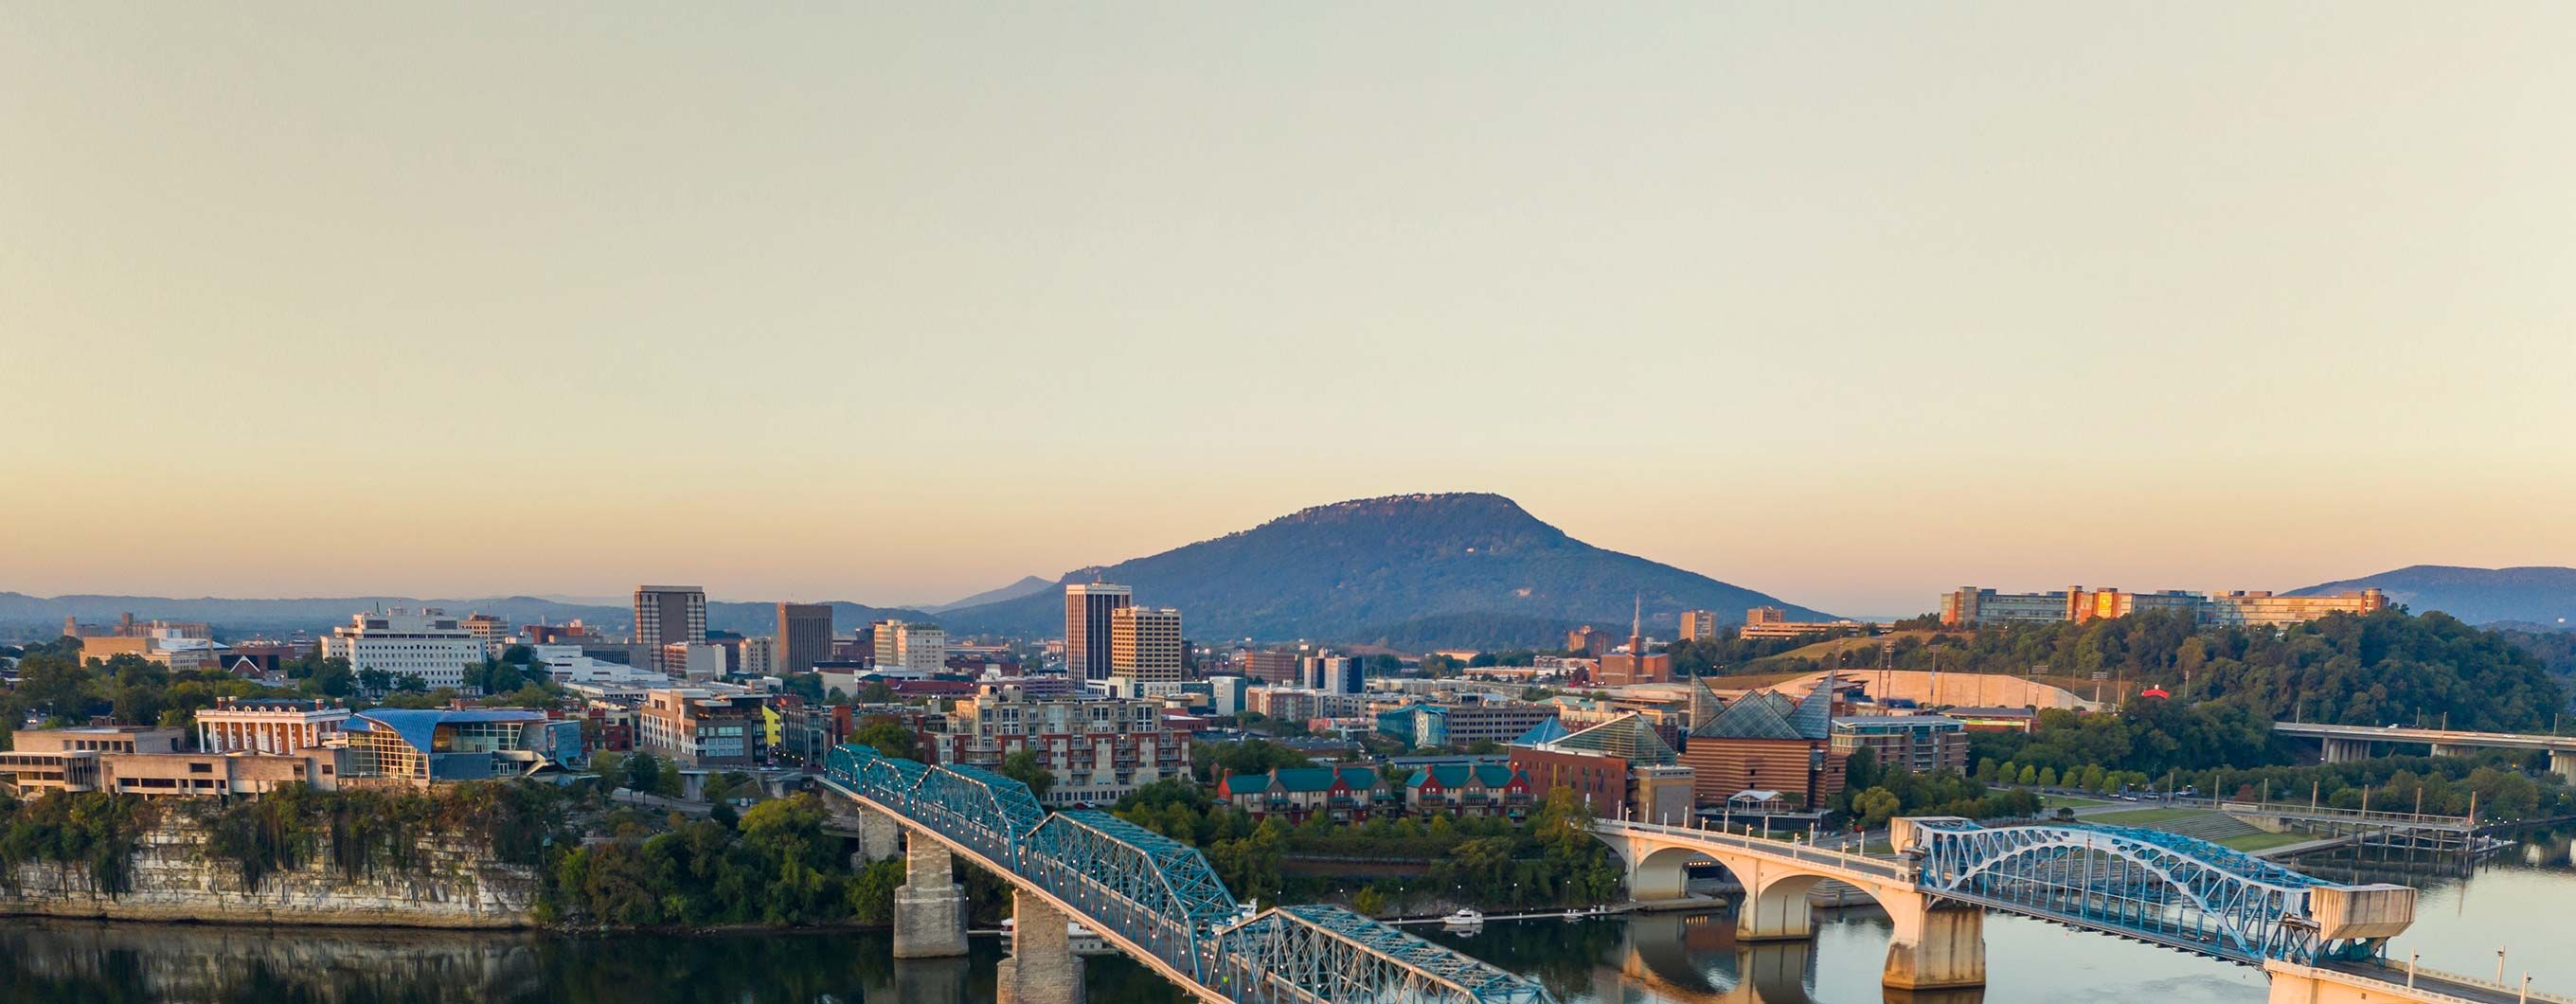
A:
1 828 2566 1003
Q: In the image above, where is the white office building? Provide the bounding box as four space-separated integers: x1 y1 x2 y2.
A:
873 621 948 675
321 609 482 690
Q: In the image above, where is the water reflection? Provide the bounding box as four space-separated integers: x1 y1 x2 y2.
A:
0 828 2562 1004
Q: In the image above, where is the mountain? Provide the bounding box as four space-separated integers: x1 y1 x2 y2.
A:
922 576 1055 614
0 592 935 641
2286 565 2576 627
938 493 1831 650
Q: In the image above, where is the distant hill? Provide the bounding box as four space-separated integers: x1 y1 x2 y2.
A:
0 592 934 641
922 576 1054 614
938 493 1830 649
2287 565 2576 627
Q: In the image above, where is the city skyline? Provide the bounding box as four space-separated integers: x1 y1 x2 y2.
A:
7 5 2573 616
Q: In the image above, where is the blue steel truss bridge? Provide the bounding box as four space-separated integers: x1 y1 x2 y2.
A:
821 744 1555 1004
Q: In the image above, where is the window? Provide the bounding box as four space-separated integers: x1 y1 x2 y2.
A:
188 762 213 774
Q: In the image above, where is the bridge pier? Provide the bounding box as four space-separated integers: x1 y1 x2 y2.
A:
2551 750 2576 783
997 891 1085 1004
2319 738 2371 764
2428 744 2461 759
832 800 903 864
893 835 969 959
1882 895 1986 991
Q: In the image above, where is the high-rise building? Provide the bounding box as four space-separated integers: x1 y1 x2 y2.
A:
776 602 833 673
1064 583 1133 681
321 609 483 690
1678 610 1722 641
737 636 777 677
872 620 948 675
460 613 513 653
633 585 707 674
1110 606 1186 685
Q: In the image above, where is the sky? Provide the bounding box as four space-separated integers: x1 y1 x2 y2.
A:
5 4 2573 617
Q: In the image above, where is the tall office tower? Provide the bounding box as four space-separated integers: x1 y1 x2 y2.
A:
1064 583 1133 681
1678 610 1721 641
1110 606 1185 684
634 585 707 675
776 602 833 673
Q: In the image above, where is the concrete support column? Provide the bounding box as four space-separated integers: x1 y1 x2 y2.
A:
1882 896 1986 990
2428 744 2460 759
893 835 968 959
2549 750 2576 784
2320 738 2368 765
1735 870 1816 942
997 890 1085 1004
845 803 902 865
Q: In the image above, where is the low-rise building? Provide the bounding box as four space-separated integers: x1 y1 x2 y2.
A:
1216 765 1396 823
637 688 766 767
920 684 1185 806
1402 762 1534 818
1941 706 2038 734
333 708 579 786
1679 676 1846 810
1506 713 1693 824
1376 702 1558 749
1738 606 1870 641
1829 714 1969 775
196 697 353 754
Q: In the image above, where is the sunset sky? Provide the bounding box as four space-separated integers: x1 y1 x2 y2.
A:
6 4 2572 617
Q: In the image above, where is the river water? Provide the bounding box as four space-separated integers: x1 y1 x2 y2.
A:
2 829 2566 1003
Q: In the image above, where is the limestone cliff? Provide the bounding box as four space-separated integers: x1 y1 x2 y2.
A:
0 816 539 928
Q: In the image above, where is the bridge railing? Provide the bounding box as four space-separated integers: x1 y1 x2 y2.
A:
2215 800 2473 829
1599 818 1914 882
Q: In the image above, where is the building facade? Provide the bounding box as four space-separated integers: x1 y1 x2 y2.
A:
872 620 948 676
1300 654 1362 695
776 602 833 674
1738 606 1869 641
1239 650 1300 686
1064 583 1133 681
197 697 352 755
1110 606 1186 686
633 585 707 674
637 688 765 767
1680 676 1846 809
1678 610 1722 641
335 708 577 786
1403 763 1534 818
1216 765 1396 822
1829 714 1969 775
1941 585 2389 628
320 609 482 690
921 684 1184 806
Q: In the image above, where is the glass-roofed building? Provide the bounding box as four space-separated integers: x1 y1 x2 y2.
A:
333 708 581 787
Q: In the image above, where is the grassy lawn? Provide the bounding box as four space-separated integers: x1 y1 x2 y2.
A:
2217 831 2311 852
2087 807 2206 826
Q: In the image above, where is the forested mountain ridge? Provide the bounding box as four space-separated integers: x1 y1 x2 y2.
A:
939 493 1827 648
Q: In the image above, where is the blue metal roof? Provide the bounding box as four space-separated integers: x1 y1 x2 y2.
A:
350 708 546 754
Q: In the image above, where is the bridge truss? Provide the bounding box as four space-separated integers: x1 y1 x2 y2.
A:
1908 818 2387 965
823 744 1555 1004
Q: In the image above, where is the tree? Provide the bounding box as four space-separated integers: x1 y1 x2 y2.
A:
1000 749 1056 800
859 680 897 705
1852 787 1904 829
625 751 666 795
392 673 428 694
357 668 394 694
851 717 919 761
